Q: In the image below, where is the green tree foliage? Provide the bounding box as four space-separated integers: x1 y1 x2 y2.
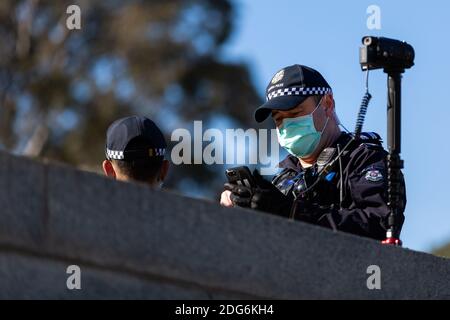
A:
432 242 450 258
0 0 262 197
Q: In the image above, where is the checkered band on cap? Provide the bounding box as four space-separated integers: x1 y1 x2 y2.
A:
106 149 124 160
106 148 166 160
267 86 332 101
148 148 166 157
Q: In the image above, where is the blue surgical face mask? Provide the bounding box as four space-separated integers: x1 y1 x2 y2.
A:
276 98 329 158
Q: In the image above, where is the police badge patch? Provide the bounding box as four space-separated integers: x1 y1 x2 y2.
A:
271 69 285 84
365 169 383 182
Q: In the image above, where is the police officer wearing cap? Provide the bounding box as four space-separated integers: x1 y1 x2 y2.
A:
103 116 169 187
221 65 406 240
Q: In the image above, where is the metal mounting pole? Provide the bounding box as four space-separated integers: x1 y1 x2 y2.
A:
382 70 404 246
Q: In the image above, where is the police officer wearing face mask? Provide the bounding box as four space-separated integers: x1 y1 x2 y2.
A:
220 65 406 241
103 116 169 187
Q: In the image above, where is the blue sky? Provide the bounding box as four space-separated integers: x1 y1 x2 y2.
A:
221 0 450 252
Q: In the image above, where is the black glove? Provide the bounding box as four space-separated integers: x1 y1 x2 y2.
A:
224 169 293 217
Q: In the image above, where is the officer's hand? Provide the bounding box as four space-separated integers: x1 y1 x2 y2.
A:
223 170 293 217
220 190 233 207
223 183 253 208
250 170 293 216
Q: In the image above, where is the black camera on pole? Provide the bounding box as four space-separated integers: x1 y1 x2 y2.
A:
360 36 415 72
358 36 415 246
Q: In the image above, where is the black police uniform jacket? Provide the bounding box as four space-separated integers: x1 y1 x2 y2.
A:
272 132 406 240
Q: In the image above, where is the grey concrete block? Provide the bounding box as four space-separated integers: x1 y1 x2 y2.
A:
0 152 47 248
0 151 449 299
44 158 450 299
0 251 248 299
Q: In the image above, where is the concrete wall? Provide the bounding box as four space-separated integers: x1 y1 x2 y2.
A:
0 151 449 299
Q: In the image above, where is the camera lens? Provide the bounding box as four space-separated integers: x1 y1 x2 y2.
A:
363 37 373 46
